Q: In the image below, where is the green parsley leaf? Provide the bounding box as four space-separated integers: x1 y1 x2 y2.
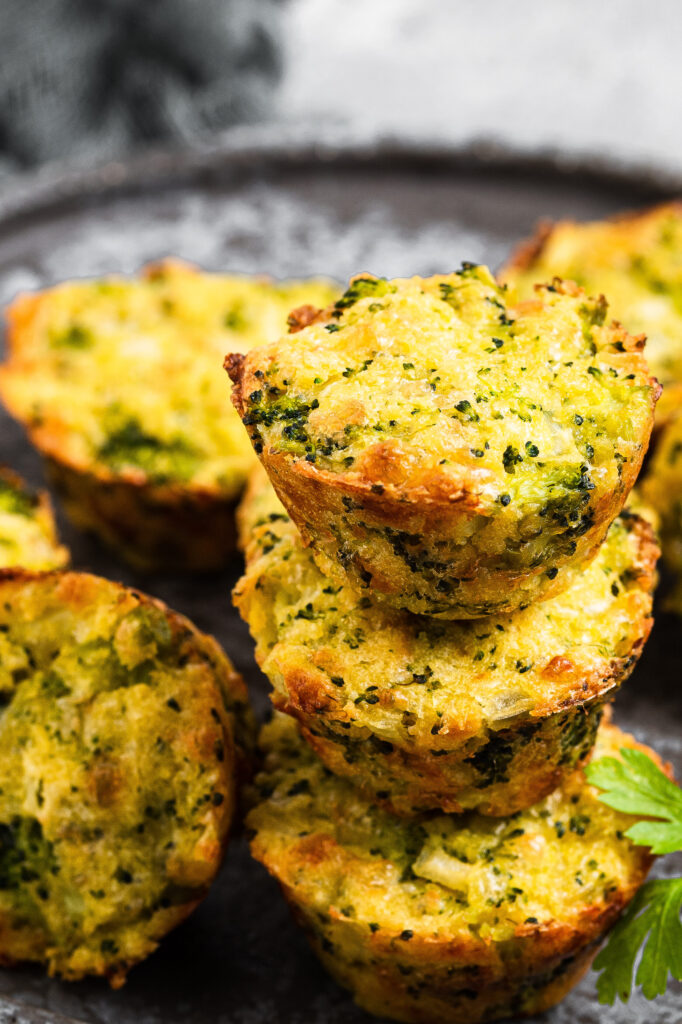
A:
586 746 682 853
587 746 682 1003
592 878 682 1003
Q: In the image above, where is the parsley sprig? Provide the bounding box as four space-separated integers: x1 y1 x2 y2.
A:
586 746 682 1003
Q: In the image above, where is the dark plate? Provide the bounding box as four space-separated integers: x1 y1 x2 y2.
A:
0 140 680 1024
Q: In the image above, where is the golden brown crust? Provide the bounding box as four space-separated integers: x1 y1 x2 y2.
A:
286 303 327 333
272 672 629 817
258 436 645 618
223 351 246 386
502 218 556 278
290 901 617 1023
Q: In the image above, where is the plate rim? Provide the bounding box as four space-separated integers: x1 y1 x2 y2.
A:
1 128 681 230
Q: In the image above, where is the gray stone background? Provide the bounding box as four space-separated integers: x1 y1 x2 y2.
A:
2 0 682 175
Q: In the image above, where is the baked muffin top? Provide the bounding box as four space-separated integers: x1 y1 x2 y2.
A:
502 203 682 396
0 261 337 497
231 266 656 513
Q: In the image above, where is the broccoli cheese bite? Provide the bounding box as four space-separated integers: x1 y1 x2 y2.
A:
234 467 657 816
642 412 682 610
248 715 658 1024
228 268 657 618
501 202 682 424
0 570 253 986
0 260 338 571
0 467 68 570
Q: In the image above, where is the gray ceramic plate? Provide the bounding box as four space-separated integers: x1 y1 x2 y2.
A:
0 140 680 1024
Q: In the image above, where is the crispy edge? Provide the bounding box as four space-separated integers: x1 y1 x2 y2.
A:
500 200 682 280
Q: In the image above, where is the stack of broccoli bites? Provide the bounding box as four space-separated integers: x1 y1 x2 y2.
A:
230 266 662 1023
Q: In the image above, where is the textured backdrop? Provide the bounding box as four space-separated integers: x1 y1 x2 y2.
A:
2 1 681 174
278 0 682 172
